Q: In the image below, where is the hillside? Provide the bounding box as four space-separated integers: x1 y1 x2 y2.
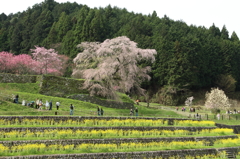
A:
0 75 180 117
1 0 240 105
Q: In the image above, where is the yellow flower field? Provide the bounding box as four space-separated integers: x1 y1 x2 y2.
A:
0 118 216 127
0 128 234 140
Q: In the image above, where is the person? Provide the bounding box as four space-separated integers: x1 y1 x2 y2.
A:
30 101 34 107
196 113 199 119
101 108 104 116
130 109 133 116
22 100 26 106
217 113 220 120
234 109 237 114
15 94 19 103
36 99 39 109
56 101 60 110
49 100 52 110
70 104 74 115
45 101 49 110
39 99 43 110
135 107 138 116
97 106 100 116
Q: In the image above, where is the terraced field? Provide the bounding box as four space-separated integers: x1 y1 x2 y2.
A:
0 116 240 159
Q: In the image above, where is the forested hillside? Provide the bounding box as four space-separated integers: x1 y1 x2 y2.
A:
1 0 240 97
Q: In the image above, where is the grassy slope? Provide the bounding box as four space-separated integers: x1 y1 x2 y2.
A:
0 83 181 117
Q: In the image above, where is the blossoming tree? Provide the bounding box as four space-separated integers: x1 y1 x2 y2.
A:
0 52 15 73
0 47 68 76
72 36 157 100
205 87 231 113
31 46 67 76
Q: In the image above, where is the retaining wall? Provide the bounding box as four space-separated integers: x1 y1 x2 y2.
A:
0 148 226 159
68 94 134 109
0 135 237 147
0 73 37 83
215 123 240 134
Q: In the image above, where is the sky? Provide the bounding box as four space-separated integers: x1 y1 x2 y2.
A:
1 0 240 37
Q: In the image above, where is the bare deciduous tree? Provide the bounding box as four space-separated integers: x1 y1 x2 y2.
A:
72 36 157 100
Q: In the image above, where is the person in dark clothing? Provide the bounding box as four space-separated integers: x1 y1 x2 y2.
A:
135 107 138 116
14 94 19 103
70 104 74 115
101 108 104 116
97 106 100 116
49 100 52 110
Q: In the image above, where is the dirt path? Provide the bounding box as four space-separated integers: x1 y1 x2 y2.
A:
140 102 198 118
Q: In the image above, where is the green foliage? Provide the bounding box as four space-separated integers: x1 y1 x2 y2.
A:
117 93 134 104
1 0 240 97
0 83 40 94
156 85 190 106
215 74 236 94
39 75 87 97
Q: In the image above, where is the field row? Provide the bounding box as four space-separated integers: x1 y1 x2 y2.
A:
0 128 234 141
0 118 216 127
0 138 239 157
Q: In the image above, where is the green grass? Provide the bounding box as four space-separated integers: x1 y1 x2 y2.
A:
1 82 240 125
0 83 182 117
0 83 40 94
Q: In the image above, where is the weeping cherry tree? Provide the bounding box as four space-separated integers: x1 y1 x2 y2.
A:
72 36 157 100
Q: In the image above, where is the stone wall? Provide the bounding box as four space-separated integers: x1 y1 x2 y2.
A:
0 116 196 123
0 148 223 159
68 94 134 109
215 123 240 134
0 126 218 133
0 73 37 83
0 135 237 147
39 75 87 97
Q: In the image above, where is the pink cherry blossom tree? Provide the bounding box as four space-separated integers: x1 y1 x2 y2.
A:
0 52 15 73
11 54 37 74
73 36 157 100
31 46 67 76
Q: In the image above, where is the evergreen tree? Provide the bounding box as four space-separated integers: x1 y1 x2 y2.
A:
30 9 53 46
10 22 23 54
72 5 90 46
81 9 95 41
221 25 229 39
89 9 106 41
55 12 71 42
230 31 239 41
209 23 221 37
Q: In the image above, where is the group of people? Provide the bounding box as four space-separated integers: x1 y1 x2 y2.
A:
22 99 75 115
176 107 196 113
97 106 104 116
130 107 138 116
226 109 240 114
20 98 61 111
